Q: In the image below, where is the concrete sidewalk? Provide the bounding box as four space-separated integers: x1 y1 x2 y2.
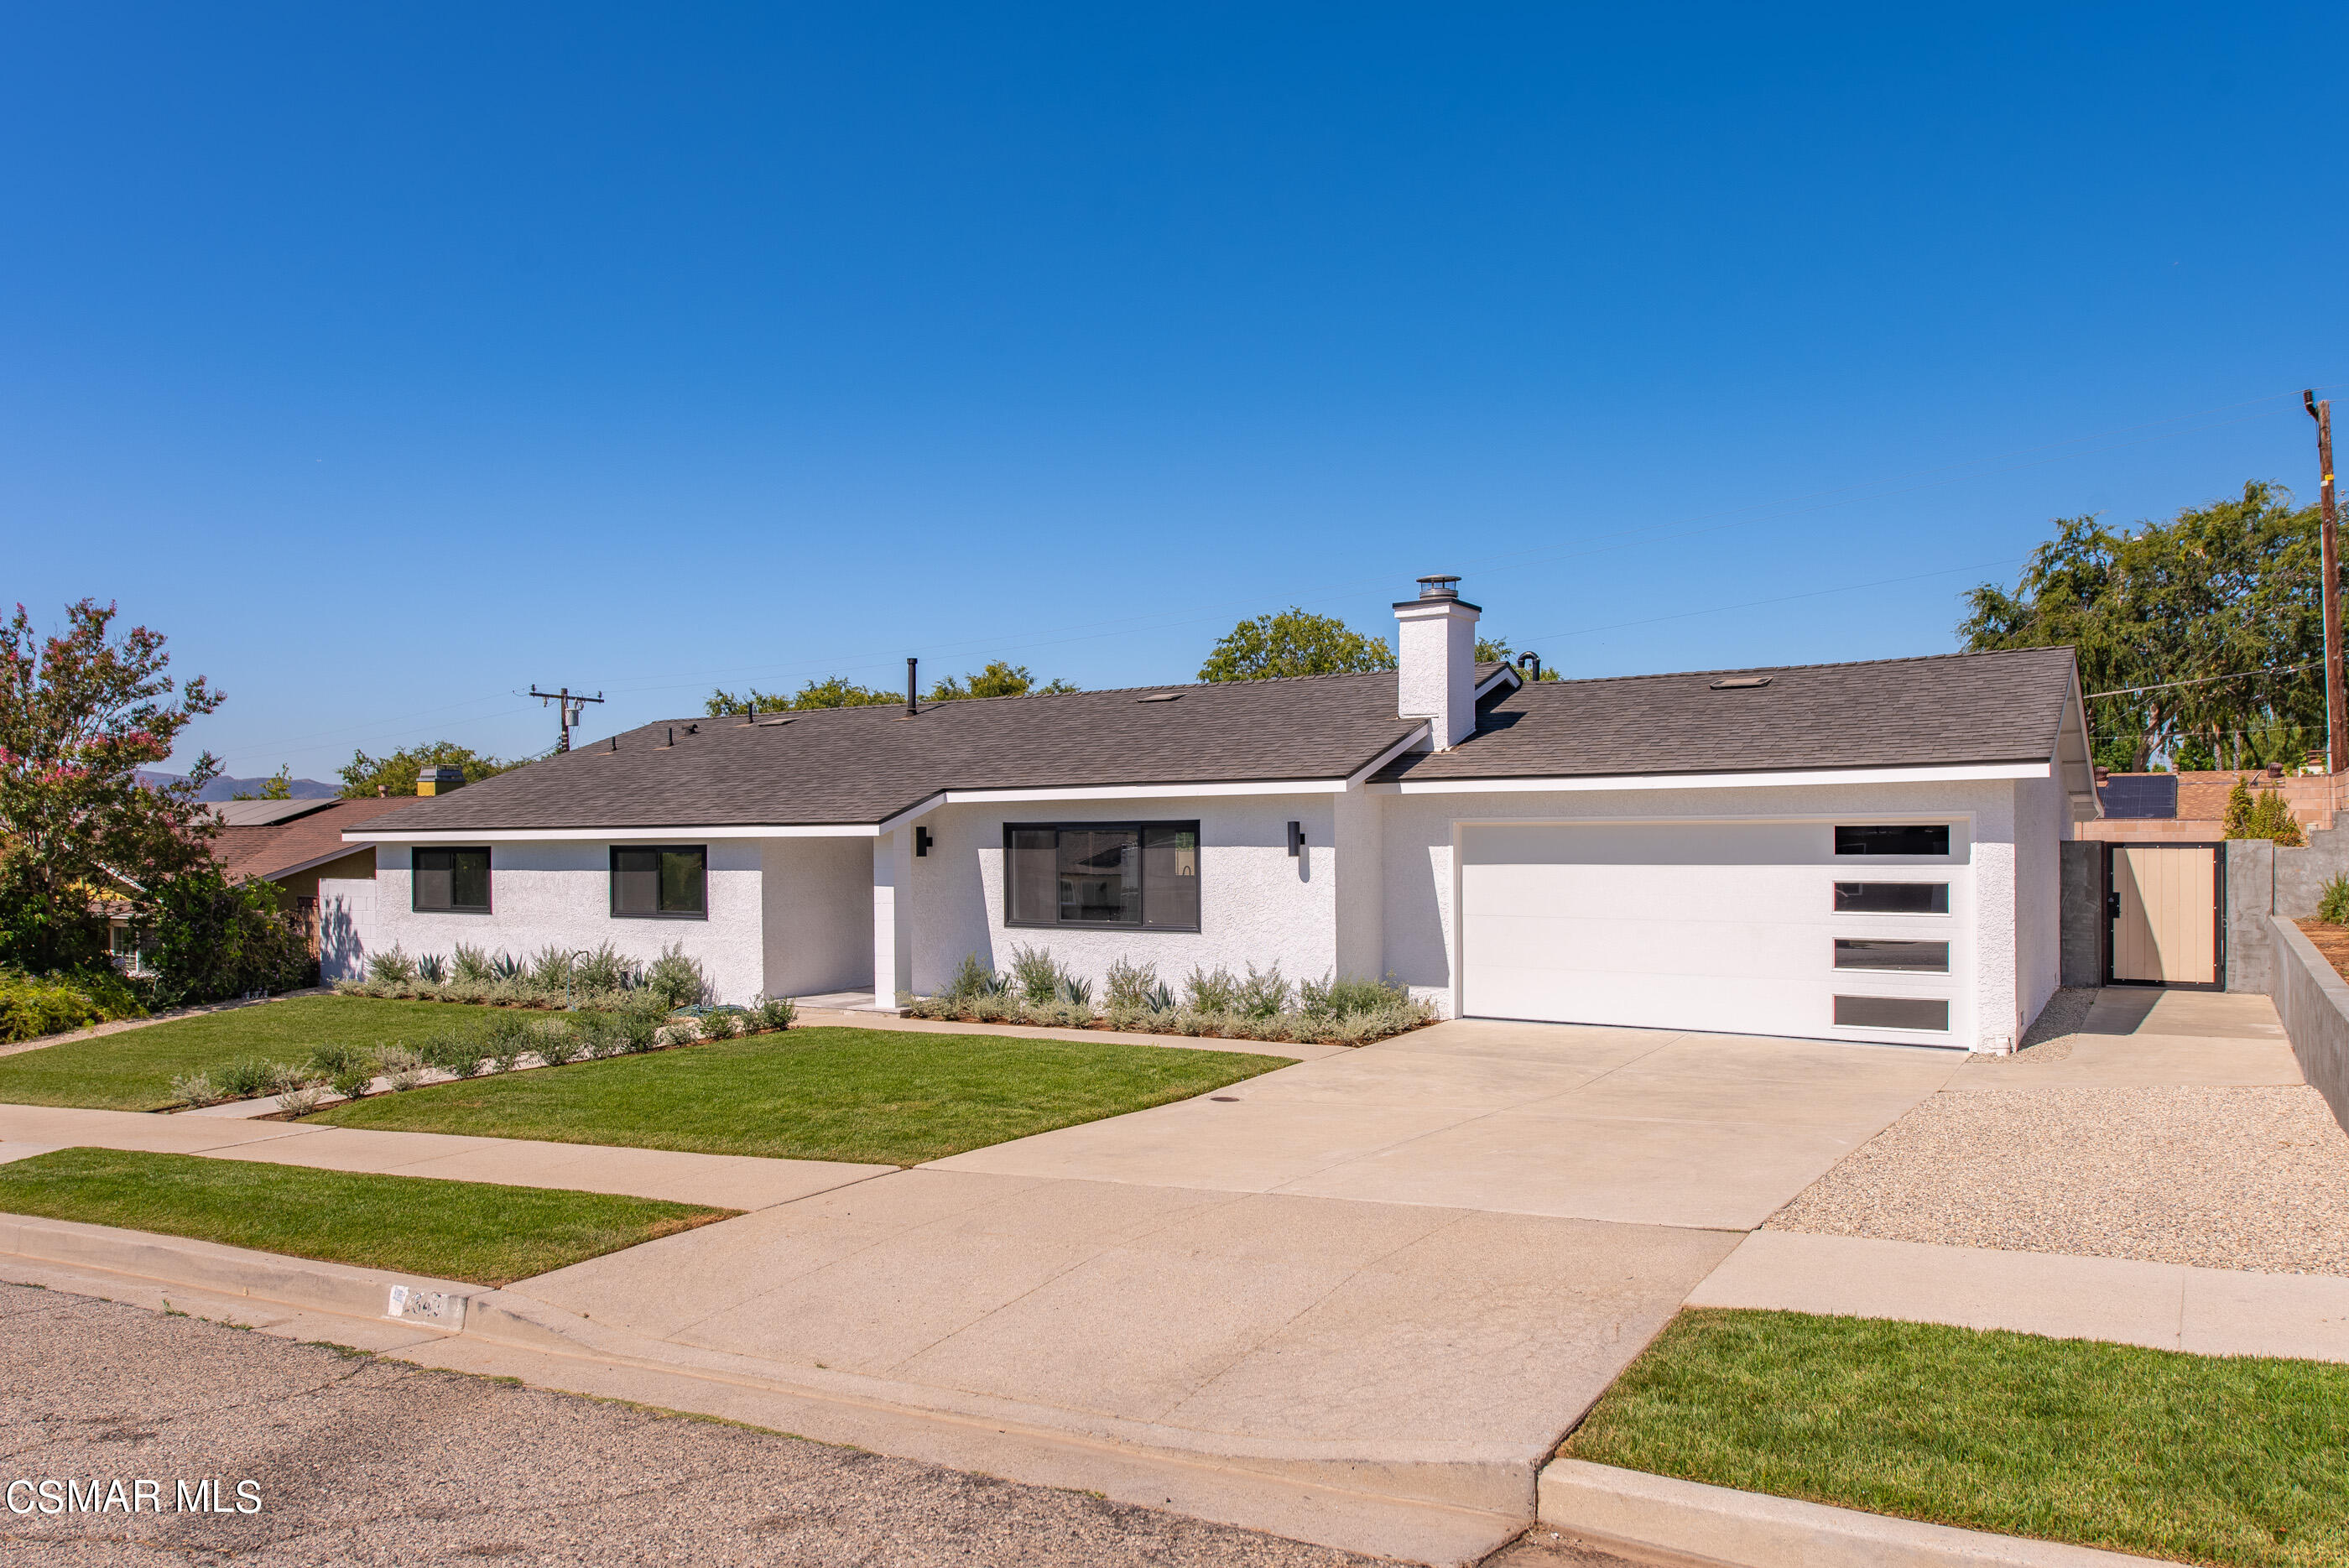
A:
0 1103 892 1211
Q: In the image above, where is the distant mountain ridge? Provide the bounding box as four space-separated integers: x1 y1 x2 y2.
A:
133 769 339 802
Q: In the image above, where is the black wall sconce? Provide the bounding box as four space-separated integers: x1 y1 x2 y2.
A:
1287 820 1305 857
914 826 934 857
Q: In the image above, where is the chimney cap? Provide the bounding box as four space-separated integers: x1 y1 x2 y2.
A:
1415 575 1461 600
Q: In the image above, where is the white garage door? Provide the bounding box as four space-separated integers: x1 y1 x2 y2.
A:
1458 820 1970 1048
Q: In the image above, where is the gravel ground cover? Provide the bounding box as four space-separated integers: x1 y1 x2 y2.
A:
1768 1084 2349 1275
0 1280 1388 1568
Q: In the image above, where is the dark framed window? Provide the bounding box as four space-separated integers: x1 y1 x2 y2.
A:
414 847 492 913
1834 882 1950 914
1834 939 1951 973
1835 824 1951 857
1833 995 1950 1031
610 846 707 919
1005 821 1200 930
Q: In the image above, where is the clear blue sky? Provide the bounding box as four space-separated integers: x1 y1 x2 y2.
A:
6 4 2345 780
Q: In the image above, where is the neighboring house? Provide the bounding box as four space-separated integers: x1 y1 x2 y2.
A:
203 796 414 952
327 576 2099 1052
2083 768 2341 843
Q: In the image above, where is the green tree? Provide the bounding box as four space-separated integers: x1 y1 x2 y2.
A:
1474 636 1560 681
928 661 1079 701
141 860 312 1006
706 676 898 715
338 742 525 800
1198 608 1396 682
1961 482 2327 772
232 766 294 800
0 600 222 972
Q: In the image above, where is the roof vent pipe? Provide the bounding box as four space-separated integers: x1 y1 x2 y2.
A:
903 657 919 719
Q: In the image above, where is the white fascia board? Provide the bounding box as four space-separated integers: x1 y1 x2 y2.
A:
1346 724 1436 788
1473 665 1522 699
341 823 881 844
1368 760 2053 795
942 779 1349 806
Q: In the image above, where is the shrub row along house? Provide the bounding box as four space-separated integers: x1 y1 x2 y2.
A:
325 575 2099 1052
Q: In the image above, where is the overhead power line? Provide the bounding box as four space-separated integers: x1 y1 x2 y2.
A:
2084 661 2319 700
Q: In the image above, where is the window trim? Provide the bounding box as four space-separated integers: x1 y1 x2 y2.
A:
1003 820 1202 932
608 845 710 920
412 846 493 914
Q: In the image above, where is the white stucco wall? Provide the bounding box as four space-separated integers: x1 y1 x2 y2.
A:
362 840 767 1003
317 873 380 982
2010 773 2070 1039
762 837 872 998
1376 777 2028 1049
1331 789 1386 982
906 794 1352 999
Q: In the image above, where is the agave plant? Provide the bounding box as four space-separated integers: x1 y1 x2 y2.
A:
414 952 448 984
490 951 523 981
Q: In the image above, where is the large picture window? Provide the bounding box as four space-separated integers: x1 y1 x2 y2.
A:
611 846 707 919
1005 822 1200 930
414 848 492 913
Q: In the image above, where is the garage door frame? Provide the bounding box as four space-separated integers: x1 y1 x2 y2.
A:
1451 810 1978 1048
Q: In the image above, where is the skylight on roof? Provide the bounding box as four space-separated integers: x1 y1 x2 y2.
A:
1709 675 1773 690
1136 692 1183 703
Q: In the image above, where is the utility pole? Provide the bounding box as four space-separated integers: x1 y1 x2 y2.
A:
529 686 605 753
2308 392 2344 774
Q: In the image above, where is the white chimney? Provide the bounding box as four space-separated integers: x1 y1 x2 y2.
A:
1394 574 1481 749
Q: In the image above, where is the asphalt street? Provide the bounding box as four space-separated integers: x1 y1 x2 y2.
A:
0 1280 1382 1566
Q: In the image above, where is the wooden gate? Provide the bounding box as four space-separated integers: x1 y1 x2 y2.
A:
2107 843 2222 987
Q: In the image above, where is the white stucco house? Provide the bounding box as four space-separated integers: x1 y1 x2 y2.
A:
324 576 2099 1052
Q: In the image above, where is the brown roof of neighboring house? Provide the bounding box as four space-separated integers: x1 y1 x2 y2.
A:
342 646 2081 836
211 797 411 882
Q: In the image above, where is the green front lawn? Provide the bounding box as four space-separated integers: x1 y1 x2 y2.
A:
310 1025 1288 1164
0 1147 733 1286
0 997 505 1111
1567 1308 2349 1568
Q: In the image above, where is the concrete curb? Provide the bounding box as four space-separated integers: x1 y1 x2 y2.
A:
0 1216 1528 1565
1539 1458 2170 1567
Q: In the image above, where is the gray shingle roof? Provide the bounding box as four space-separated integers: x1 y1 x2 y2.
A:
348 647 2078 835
349 675 1430 833
1372 646 2079 784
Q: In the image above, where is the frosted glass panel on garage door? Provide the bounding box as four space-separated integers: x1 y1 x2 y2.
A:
1458 820 1968 1043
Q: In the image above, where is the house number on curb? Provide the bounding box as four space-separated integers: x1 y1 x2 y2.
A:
385 1285 464 1327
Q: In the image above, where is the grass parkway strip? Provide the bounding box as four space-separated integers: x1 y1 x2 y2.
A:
306 1025 1290 1165
0 997 505 1111
1565 1307 2349 1568
0 1147 737 1286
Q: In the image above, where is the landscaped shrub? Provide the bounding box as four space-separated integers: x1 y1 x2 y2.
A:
485 1012 533 1073
2322 874 2349 926
753 994 796 1031
946 953 995 1002
490 951 523 982
367 946 417 986
143 862 313 1007
615 1012 662 1055
169 1071 218 1107
699 1009 742 1039
640 944 711 1009
529 945 576 989
574 943 638 993
1183 965 1241 1013
414 953 448 983
533 1025 583 1068
377 1045 428 1091
1060 975 1093 1007
1235 963 1291 1018
0 966 144 1044
1008 945 1063 1003
214 1056 281 1100
450 945 496 983
277 1084 326 1115
421 1034 484 1078
903 957 1434 1046
1102 957 1159 1010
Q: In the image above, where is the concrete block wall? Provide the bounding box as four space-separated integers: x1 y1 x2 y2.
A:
2267 914 2349 1135
2225 826 2349 993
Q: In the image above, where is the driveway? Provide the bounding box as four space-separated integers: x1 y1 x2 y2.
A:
506 1018 1960 1551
